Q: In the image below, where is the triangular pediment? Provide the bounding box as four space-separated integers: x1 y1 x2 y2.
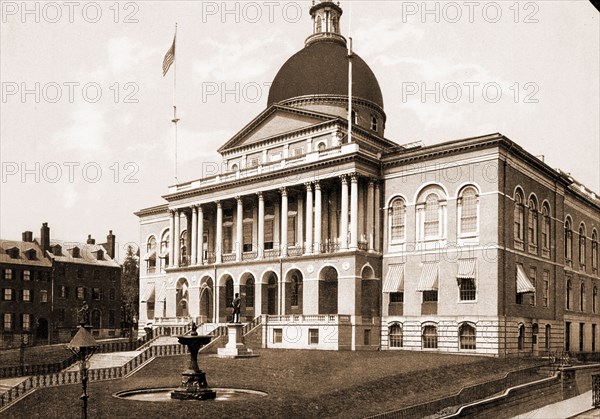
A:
218 105 336 154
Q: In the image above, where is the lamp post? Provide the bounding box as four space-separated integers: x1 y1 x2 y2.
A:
66 325 99 419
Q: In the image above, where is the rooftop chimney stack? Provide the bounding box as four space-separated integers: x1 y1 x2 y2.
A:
22 231 33 242
87 234 95 245
40 223 50 255
106 230 116 259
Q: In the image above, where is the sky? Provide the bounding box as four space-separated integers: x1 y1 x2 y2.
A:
1 0 599 261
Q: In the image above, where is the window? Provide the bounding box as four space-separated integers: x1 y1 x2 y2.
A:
92 288 101 300
3 288 13 301
422 325 438 349
351 110 358 125
593 230 599 273
93 269 100 280
542 203 551 256
291 146 305 157
389 324 403 347
529 267 537 306
580 283 586 312
77 268 84 279
317 142 327 152
424 194 440 237
58 309 65 322
147 236 157 272
594 286 598 313
364 329 371 345
545 324 551 350
243 221 253 252
543 271 549 307
22 314 30 331
287 215 296 245
579 224 587 269
225 279 234 308
22 289 30 302
4 313 13 331
459 324 476 350
273 329 283 343
160 231 170 268
23 270 30 281
528 198 538 251
566 279 572 310
423 291 438 302
77 287 85 300
109 310 116 328
390 292 404 303
264 218 274 250
514 191 525 245
580 323 585 352
459 278 476 301
565 321 571 352
309 328 319 345
390 198 406 241
246 278 254 308
60 286 69 299
565 217 573 264
109 288 116 301
459 187 478 235
4 269 12 279
593 324 597 352
223 225 233 254
518 324 525 350
371 116 378 131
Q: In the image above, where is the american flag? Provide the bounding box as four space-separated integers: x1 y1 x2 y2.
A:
162 32 176 76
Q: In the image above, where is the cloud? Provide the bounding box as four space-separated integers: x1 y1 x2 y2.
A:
52 107 107 153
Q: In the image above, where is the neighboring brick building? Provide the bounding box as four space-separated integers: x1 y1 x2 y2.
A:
0 223 122 347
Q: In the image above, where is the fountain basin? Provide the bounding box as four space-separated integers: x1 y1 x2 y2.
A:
115 388 268 402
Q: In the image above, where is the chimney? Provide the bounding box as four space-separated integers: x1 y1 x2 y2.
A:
106 230 116 259
40 223 50 254
87 234 95 245
22 231 33 242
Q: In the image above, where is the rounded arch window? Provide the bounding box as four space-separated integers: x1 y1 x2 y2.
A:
459 323 476 350
390 197 406 242
389 323 403 348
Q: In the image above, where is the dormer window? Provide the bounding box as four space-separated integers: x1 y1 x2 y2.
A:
70 247 80 258
24 249 36 260
94 249 104 261
52 244 62 256
371 116 378 131
5 247 19 259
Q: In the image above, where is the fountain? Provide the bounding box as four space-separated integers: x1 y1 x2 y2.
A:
170 322 216 400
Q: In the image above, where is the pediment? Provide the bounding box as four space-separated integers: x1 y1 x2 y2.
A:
218 105 336 153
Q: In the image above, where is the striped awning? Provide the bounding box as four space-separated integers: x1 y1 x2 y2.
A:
383 264 405 293
417 263 439 291
156 283 168 302
457 259 476 278
140 286 155 303
143 250 156 261
516 265 535 293
159 249 169 258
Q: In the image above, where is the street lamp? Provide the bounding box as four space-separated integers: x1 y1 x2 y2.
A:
66 326 99 419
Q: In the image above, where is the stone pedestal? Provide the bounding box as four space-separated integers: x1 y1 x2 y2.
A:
216 323 259 358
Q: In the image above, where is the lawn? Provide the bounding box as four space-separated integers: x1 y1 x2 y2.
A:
5 349 540 418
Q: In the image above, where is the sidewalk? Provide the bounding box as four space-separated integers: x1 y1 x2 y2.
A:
511 391 597 418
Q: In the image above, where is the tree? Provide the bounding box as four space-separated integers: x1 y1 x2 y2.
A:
121 245 139 337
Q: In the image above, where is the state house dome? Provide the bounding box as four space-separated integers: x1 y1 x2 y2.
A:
267 1 384 112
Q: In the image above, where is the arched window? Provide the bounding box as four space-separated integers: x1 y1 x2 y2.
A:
246 277 255 308
390 198 406 242
579 224 587 269
317 142 327 152
389 324 403 348
580 282 586 312
290 274 301 307
514 190 525 245
160 230 170 269
566 279 572 310
146 236 157 273
518 324 525 350
231 163 239 172
424 194 440 238
459 187 478 235
592 230 599 273
459 323 476 350
594 286 598 314
565 217 573 264
371 116 378 131
225 278 234 309
422 325 438 349
528 197 538 250
351 110 358 125
541 203 551 257
180 230 187 266
147 236 156 252
316 16 322 32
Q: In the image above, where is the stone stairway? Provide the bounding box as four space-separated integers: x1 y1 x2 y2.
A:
0 377 28 397
65 351 143 372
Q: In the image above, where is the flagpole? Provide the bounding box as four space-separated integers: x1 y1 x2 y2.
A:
347 3 353 144
172 23 179 184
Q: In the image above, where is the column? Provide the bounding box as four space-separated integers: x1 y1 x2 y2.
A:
367 180 375 252
280 187 288 257
168 210 175 268
198 205 204 265
254 277 262 316
216 201 223 264
305 183 313 255
297 194 304 250
174 209 181 267
214 284 219 324
314 181 322 254
340 175 349 250
236 196 243 262
350 174 359 250
257 192 265 259
185 212 192 266
374 182 381 251
191 206 198 265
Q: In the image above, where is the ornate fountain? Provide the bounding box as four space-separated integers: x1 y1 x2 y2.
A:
170 322 216 400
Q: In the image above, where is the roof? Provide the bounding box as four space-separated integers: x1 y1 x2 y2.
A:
267 39 384 109
47 240 120 267
0 239 52 267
